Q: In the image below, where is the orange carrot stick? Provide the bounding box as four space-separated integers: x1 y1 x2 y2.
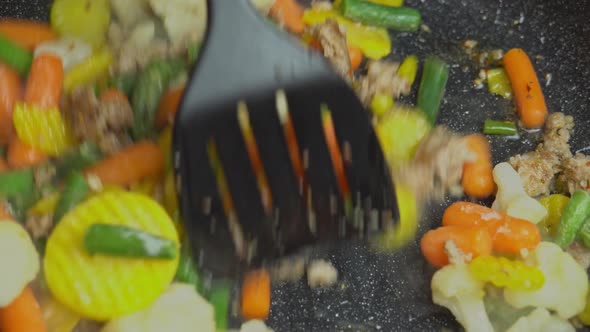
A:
0 64 23 145
0 19 56 50
503 48 547 129
442 201 541 254
0 202 12 219
154 85 185 129
24 54 63 109
270 0 305 34
84 140 164 187
7 138 47 169
420 225 492 267
348 46 363 72
241 268 271 320
0 286 47 332
462 134 494 199
0 157 8 172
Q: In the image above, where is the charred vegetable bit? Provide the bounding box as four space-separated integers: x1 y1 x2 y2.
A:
417 56 449 125
339 0 421 32
483 120 517 135
84 223 178 259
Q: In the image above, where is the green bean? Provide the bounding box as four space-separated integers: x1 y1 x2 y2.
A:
417 56 449 125
53 172 89 224
483 120 517 135
555 190 590 248
339 0 421 32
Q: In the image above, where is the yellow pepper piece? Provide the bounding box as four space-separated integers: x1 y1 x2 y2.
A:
44 191 180 321
41 295 81 332
370 94 394 116
29 192 61 216
12 103 74 156
397 54 419 86
539 194 570 236
579 289 590 325
374 183 418 250
64 49 112 93
487 68 513 99
302 9 391 59
367 0 404 7
469 255 545 291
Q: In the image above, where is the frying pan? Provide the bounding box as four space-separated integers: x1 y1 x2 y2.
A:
4 0 590 331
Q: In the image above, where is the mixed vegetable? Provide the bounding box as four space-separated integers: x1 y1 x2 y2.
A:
0 0 589 331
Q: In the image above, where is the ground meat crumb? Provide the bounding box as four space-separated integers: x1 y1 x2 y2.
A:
356 60 411 105
556 153 590 194
307 259 338 288
308 19 351 80
538 112 574 160
25 214 53 240
509 150 561 197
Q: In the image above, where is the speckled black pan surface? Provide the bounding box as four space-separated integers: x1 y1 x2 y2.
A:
5 0 590 331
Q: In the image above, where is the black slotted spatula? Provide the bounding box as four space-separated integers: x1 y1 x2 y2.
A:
173 0 398 280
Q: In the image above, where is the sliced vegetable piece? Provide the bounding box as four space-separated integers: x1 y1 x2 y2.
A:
0 19 56 50
374 183 418 250
84 223 178 259
39 295 80 332
131 58 185 139
538 194 569 237
0 287 47 332
241 269 271 320
155 85 185 129
417 56 449 125
339 0 421 31
483 120 517 135
468 255 544 291
12 103 74 156
53 172 89 224
555 190 590 248
44 191 180 320
7 138 47 169
108 72 137 97
366 0 404 7
348 46 363 72
63 49 112 93
486 68 513 99
0 64 23 145
209 281 231 331
84 140 164 187
175 250 201 293
269 0 305 33
24 54 63 109
0 34 33 75
53 141 103 182
0 168 33 197
28 191 60 216
420 225 492 267
33 37 92 71
461 134 494 199
502 48 547 128
0 157 8 172
397 54 419 86
369 94 393 116
577 219 590 249
50 0 111 49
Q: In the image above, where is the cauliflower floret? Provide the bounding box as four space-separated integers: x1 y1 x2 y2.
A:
492 162 547 224
240 320 274 332
109 0 151 29
431 263 494 332
149 0 207 53
506 308 575 332
34 37 92 71
504 242 588 319
0 220 40 306
101 283 215 332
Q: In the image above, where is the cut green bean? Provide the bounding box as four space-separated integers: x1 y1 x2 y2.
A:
555 190 590 248
339 0 421 31
0 34 33 75
0 168 34 197
53 172 89 224
483 120 517 135
417 56 449 125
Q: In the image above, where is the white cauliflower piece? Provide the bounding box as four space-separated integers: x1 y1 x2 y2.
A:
149 0 207 53
431 264 494 332
307 259 338 288
34 37 92 71
504 242 588 319
101 283 215 332
109 0 151 28
240 319 275 332
0 221 40 307
491 162 547 224
506 308 575 332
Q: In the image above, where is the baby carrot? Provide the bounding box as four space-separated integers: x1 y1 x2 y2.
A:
84 140 164 187
7 138 47 169
0 286 47 332
241 268 271 320
420 225 492 267
0 157 8 172
24 53 63 109
0 64 23 145
154 85 185 129
0 19 56 50
442 201 541 254
503 48 547 128
270 0 305 34
461 134 494 199
348 46 363 73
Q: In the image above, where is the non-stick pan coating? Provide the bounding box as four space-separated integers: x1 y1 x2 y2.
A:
4 0 589 331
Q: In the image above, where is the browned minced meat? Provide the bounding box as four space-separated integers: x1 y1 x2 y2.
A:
394 126 473 201
557 153 590 194
538 112 574 160
356 60 411 106
308 19 351 80
567 242 590 270
25 214 53 240
62 87 134 154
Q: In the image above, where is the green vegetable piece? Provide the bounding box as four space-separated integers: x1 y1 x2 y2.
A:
487 68 513 99
555 190 590 248
483 120 517 135
53 141 103 182
53 172 89 225
187 42 201 64
0 34 33 75
109 72 138 96
0 168 34 197
131 58 186 139
417 56 449 125
208 281 231 331
175 250 202 293
578 219 590 248
84 223 178 259
339 0 421 31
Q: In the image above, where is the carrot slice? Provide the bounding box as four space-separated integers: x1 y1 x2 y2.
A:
0 64 23 145
24 54 63 109
0 19 56 50
503 48 547 128
154 85 185 129
420 225 492 267
348 46 363 72
99 88 129 103
0 286 47 332
461 134 494 199
241 268 271 320
84 140 164 187
270 0 305 34
7 138 47 169
0 157 8 172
